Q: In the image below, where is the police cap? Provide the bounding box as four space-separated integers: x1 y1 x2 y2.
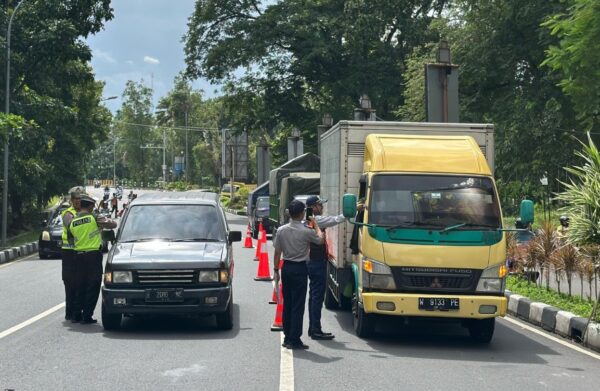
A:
68 186 84 198
79 193 96 206
306 195 327 207
288 199 305 215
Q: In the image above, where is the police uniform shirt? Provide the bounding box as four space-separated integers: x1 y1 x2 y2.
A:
274 220 323 262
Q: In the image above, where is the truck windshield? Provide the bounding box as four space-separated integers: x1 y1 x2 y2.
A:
368 175 501 229
256 198 269 210
119 204 225 242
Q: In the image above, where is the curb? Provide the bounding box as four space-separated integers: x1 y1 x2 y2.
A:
224 208 246 216
505 290 600 352
0 241 39 265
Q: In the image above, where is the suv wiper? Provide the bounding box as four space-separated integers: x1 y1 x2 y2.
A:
385 221 446 231
169 238 222 242
119 238 171 243
441 223 499 233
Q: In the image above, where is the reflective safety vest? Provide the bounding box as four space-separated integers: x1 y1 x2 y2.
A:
69 213 102 252
61 206 77 250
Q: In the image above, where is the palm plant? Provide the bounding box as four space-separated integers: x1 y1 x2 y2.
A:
579 244 600 300
529 220 560 289
553 244 580 296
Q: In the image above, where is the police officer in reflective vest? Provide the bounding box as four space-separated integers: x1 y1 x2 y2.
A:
60 187 82 320
69 193 116 323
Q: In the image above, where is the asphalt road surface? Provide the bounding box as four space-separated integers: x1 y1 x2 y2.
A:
1 190 600 390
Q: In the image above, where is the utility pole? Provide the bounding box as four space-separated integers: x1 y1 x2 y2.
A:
184 105 189 183
3 0 27 247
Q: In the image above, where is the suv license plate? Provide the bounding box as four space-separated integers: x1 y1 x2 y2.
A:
145 288 184 303
418 297 459 311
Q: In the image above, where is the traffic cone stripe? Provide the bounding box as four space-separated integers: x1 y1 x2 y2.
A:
243 224 254 248
254 234 273 281
271 282 283 331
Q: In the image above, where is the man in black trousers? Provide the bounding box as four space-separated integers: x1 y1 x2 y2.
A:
273 200 323 350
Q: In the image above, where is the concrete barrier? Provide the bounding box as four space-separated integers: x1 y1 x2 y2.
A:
569 317 588 342
555 311 576 337
507 294 524 315
529 302 550 326
541 306 560 332
584 323 600 352
516 297 532 320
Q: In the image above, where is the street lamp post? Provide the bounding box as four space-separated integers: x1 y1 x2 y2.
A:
3 0 27 247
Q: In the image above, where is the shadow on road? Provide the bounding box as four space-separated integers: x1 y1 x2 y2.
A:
325 309 559 365
65 304 247 340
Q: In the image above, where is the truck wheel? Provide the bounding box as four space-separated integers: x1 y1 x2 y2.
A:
101 304 122 331
468 318 495 343
352 292 374 338
216 296 234 330
324 286 338 310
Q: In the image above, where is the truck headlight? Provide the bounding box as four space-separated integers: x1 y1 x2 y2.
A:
199 270 219 282
362 258 397 290
41 231 50 241
112 271 133 284
476 264 507 293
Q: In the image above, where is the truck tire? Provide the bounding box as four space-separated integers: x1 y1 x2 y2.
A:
324 286 338 310
216 295 234 330
468 318 495 343
352 292 374 338
101 304 122 331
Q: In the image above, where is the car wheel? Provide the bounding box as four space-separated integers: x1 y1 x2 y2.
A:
101 303 122 331
38 252 49 259
216 295 234 330
468 318 495 343
352 291 374 338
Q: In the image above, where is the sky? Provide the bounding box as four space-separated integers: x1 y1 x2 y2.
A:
86 0 220 113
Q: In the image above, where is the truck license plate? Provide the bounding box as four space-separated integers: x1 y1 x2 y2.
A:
418 297 459 311
145 289 184 303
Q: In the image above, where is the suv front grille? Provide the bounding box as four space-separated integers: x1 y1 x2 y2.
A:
136 270 195 284
390 267 481 293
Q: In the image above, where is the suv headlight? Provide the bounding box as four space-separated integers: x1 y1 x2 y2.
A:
41 231 50 241
476 263 507 293
361 258 397 290
199 270 219 282
112 271 133 284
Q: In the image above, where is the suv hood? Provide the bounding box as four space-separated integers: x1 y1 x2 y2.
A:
110 241 226 269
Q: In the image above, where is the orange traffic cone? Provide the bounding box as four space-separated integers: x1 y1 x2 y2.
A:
271 284 283 331
258 221 264 235
269 261 284 304
254 229 265 261
254 236 273 281
243 224 254 248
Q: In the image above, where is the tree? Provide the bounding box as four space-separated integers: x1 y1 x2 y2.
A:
184 0 449 156
0 1 113 229
543 0 600 130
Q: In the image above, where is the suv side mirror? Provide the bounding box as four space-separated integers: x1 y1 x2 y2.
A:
228 231 242 243
519 200 534 226
342 194 357 218
41 219 48 227
102 229 116 244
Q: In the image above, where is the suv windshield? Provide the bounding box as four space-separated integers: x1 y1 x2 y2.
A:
119 204 225 242
256 197 269 210
369 175 501 229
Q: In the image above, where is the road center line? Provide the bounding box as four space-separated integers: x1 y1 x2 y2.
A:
0 302 65 340
501 316 600 361
280 332 294 391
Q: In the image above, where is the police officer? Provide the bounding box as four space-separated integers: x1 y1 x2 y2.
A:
273 200 323 349
305 196 347 340
69 193 117 324
60 187 82 320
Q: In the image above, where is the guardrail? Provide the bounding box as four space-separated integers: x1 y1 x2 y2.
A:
0 241 38 264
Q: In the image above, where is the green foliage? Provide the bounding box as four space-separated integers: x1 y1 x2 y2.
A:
556 133 600 245
542 0 600 129
507 276 598 321
0 1 114 231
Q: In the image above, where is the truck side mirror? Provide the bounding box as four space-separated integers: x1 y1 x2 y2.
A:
342 194 358 218
519 200 534 225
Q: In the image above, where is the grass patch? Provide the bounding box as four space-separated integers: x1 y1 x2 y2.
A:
507 275 599 321
6 231 39 248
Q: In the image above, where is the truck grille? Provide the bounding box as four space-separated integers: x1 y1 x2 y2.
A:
390 267 481 293
136 270 195 284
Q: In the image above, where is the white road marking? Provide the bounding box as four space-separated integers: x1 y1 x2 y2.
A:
501 316 600 361
0 253 39 269
0 302 65 340
280 333 294 391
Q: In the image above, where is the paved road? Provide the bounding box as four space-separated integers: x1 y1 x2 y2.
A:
1 201 600 390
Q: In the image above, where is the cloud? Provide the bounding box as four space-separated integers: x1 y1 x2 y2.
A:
94 49 116 64
126 60 134 65
143 56 160 65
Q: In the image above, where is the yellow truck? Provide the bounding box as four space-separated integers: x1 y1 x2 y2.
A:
320 121 533 342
